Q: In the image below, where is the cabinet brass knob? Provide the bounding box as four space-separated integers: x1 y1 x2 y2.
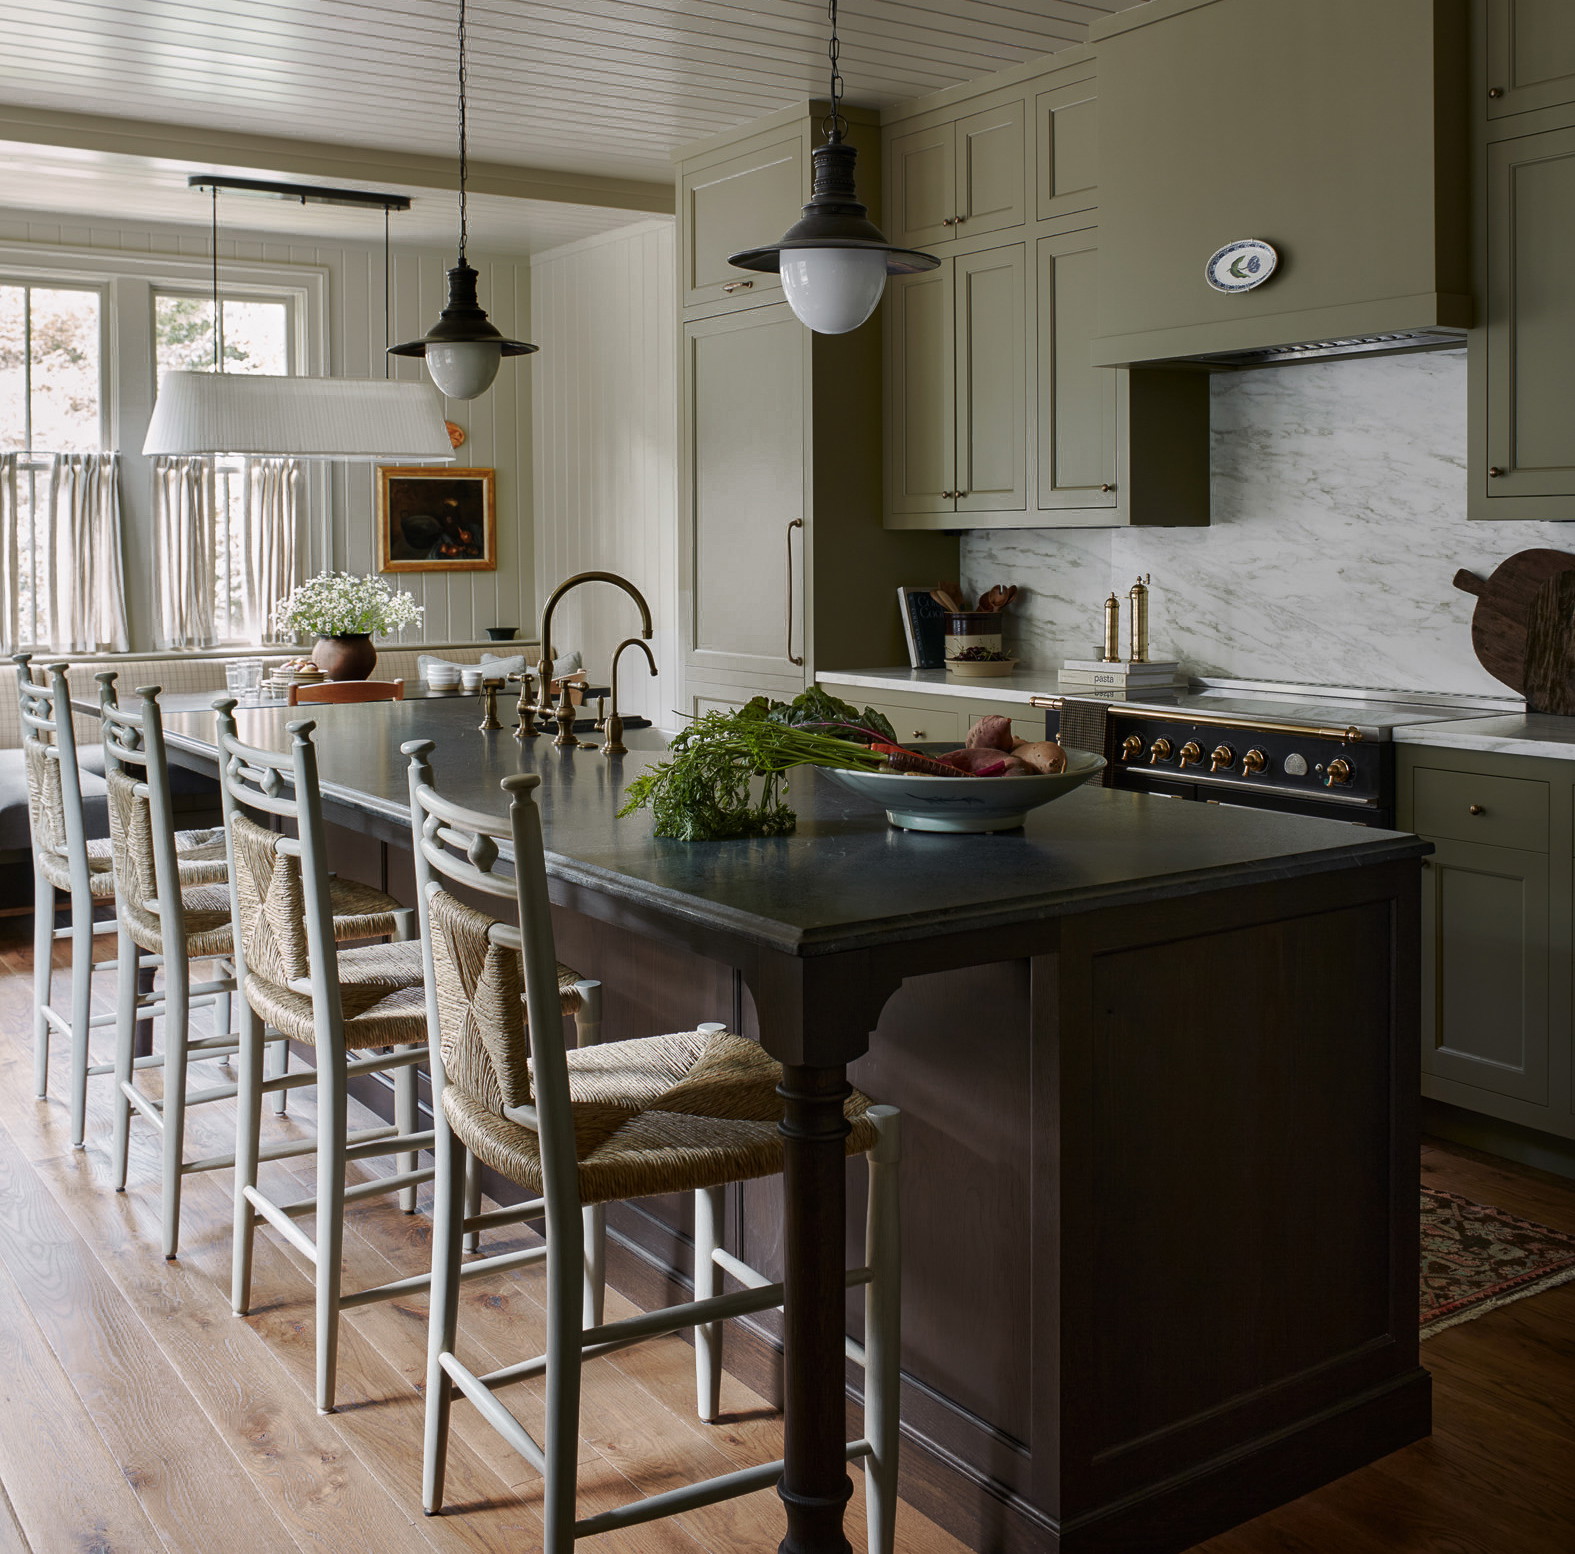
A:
1489 87 1504 98
941 217 956 227
1100 483 1115 492
1468 803 1485 815
722 280 754 293
954 214 967 224
1488 466 1504 477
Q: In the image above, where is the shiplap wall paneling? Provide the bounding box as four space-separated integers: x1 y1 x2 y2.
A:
530 220 677 726
0 207 533 649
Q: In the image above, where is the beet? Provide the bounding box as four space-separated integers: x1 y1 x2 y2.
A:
965 714 1016 752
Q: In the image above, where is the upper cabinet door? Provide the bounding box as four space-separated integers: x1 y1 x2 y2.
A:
888 123 957 249
953 100 1026 238
1036 74 1099 222
955 245 1027 515
1479 124 1575 509
1486 0 1575 121
1038 229 1117 512
681 134 802 312
885 261 957 516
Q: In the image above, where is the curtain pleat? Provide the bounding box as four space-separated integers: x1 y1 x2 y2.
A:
0 454 19 651
49 452 129 653
242 457 302 643
152 455 216 648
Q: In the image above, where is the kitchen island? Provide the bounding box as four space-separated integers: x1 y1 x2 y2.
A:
159 696 1430 1554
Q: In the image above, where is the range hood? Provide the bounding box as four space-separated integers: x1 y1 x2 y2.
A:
1088 0 1469 370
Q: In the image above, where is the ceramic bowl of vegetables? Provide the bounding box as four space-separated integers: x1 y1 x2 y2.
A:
824 715 1106 833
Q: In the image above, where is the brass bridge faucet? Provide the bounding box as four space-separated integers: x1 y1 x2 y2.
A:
535 571 655 745
601 638 658 756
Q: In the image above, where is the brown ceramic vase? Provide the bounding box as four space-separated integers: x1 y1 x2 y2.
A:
311 633 377 681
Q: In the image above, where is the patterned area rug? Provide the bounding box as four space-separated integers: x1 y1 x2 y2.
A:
1421 1187 1575 1339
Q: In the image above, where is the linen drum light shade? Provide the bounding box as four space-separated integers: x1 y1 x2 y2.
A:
142 372 456 461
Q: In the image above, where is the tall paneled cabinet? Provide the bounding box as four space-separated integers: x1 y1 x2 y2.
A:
1472 0 1575 518
675 104 958 714
881 48 1211 531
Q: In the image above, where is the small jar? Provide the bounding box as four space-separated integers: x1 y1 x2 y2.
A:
943 612 1004 662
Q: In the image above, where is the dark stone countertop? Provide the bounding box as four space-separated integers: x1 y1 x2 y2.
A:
159 696 1428 957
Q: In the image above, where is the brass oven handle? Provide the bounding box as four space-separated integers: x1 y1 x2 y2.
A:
1029 695 1365 744
786 518 805 667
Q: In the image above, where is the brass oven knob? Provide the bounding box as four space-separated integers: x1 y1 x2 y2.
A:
1324 757 1354 788
1241 748 1268 775
1177 740 1203 770
1209 744 1236 772
1148 738 1174 764
1121 734 1144 762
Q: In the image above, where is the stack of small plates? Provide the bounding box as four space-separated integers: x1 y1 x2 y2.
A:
423 664 462 690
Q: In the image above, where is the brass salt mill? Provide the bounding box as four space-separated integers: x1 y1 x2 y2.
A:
1128 574 1152 664
509 671 539 739
1102 593 1121 662
601 637 658 757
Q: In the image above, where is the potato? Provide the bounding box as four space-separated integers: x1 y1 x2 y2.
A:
1011 740 1069 775
965 714 1016 752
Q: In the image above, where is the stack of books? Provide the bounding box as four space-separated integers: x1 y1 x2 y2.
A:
1057 658 1185 694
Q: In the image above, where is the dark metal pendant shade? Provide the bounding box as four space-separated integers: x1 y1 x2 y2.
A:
387 260 536 358
727 138 939 276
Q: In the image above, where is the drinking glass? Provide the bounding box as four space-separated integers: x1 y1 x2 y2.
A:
225 657 264 705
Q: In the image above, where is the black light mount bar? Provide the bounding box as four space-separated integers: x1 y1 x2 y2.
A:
186 175 411 212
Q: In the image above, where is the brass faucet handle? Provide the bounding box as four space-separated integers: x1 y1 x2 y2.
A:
1176 740 1203 770
553 683 581 748
594 695 607 732
600 713 628 757
508 672 539 739
478 677 504 732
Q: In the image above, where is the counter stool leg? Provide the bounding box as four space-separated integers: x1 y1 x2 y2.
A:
863 1108 902 1554
160 965 192 1259
694 1183 725 1422
67 895 94 1148
316 1055 349 1414
573 980 602 1047
111 926 140 1191
463 1153 483 1254
31 874 53 1097
582 1204 605 1330
231 1000 266 1317
395 1051 420 1213
268 1039 289 1115
423 1125 467 1516
213 978 231 1045
542 1208 585 1554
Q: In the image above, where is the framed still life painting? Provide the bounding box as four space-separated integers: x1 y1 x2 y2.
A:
376 466 497 572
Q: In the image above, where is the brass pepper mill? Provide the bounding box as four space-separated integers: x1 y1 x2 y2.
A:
1128 574 1152 664
601 637 658 757
477 678 504 731
509 672 539 739
1102 593 1121 663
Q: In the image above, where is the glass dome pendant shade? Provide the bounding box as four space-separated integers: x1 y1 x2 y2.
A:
728 135 939 334
387 259 535 401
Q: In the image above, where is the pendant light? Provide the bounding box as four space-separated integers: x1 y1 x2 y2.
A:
727 0 938 333
388 0 535 398
143 177 453 461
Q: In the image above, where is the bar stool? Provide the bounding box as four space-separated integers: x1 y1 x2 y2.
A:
15 656 226 1147
215 704 597 1414
98 678 419 1260
403 741 902 1553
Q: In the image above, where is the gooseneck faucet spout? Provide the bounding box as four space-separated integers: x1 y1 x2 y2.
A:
535 571 655 720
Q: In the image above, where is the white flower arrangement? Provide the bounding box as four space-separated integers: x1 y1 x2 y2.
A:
273 571 424 640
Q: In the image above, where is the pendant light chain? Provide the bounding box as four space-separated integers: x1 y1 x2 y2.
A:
825 0 847 141
456 0 470 264
211 182 222 372
383 203 392 379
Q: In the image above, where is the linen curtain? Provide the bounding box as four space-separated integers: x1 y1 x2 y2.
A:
49 451 129 653
152 455 216 648
0 453 19 651
241 456 302 643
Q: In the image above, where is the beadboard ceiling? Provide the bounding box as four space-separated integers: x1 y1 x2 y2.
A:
0 0 1142 250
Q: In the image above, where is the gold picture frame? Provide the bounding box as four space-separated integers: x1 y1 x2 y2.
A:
376 466 497 573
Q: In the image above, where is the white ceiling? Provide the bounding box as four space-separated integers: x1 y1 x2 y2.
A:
0 0 1142 249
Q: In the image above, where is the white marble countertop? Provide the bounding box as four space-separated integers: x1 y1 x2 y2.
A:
1393 713 1575 761
817 666 1053 704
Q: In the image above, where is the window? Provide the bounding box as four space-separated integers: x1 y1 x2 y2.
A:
0 281 106 649
153 290 296 644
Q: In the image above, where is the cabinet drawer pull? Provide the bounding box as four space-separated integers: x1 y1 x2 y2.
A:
1489 87 1504 98
1468 804 1485 816
722 280 754 293
911 729 927 740
786 518 805 668
1100 483 1114 493
1488 466 1504 478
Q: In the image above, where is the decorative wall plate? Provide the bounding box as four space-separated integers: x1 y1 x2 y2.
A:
1205 239 1278 293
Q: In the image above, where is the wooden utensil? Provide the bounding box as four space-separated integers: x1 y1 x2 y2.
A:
1453 549 1575 693
977 584 1018 612
930 584 967 614
1522 571 1575 714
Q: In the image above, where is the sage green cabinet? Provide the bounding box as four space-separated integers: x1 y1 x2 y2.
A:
1399 743 1574 1143
885 245 1028 520
888 96 1026 250
679 130 801 314
1471 122 1575 516
1484 0 1575 122
1035 65 1099 222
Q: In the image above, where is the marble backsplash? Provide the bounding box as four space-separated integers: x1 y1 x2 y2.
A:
961 351 1572 700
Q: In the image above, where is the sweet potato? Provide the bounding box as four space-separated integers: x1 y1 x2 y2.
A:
939 746 1021 774
965 714 1016 752
1011 740 1069 775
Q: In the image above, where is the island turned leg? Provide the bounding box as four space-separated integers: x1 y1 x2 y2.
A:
777 1062 855 1554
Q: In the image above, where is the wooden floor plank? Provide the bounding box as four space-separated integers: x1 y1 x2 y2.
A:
0 1482 31 1554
